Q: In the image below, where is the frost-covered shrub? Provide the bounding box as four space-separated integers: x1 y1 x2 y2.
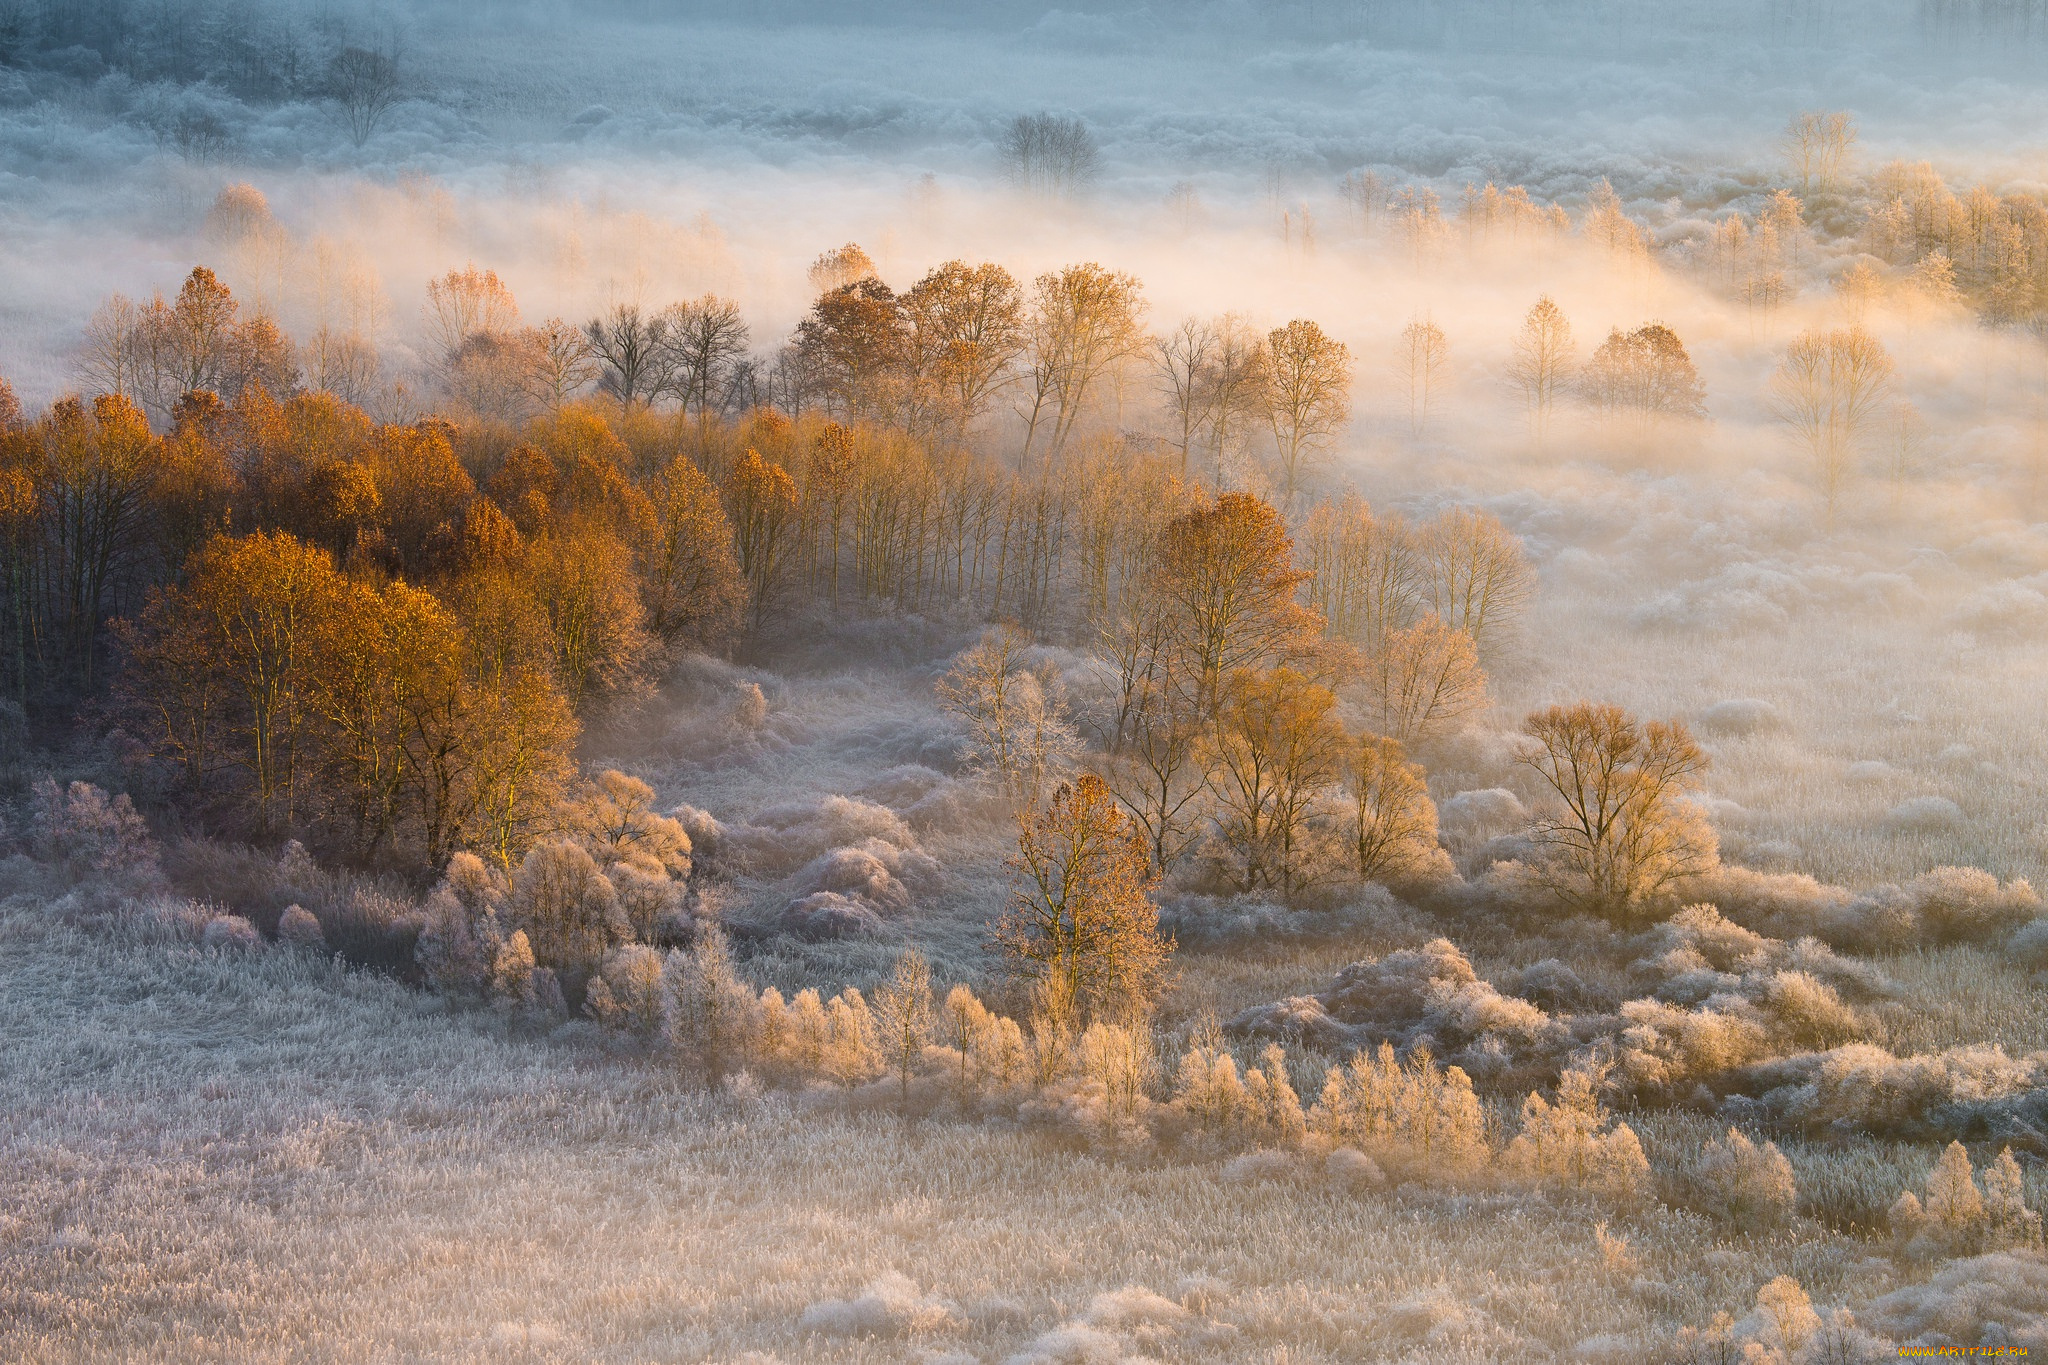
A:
1640 903 1771 973
414 852 508 996
1751 1275 1820 1357
1760 969 1869 1049
1612 995 1773 1098
1503 1068 1648 1200
668 803 726 874
777 891 884 940
1437 787 1528 858
787 839 937 913
1320 938 1480 1028
1891 1142 2042 1258
30 779 158 885
201 913 260 951
1172 1042 1304 1150
586 944 664 1034
799 1272 958 1338
726 795 914 876
276 904 324 948
1861 1252 2048 1350
1325 1146 1386 1189
323 884 422 971
1884 796 1965 833
559 770 693 878
1690 1127 1797 1226
661 927 762 1079
509 839 629 981
1733 1043 2048 1135
1309 1042 1487 1181
1904 866 2039 944
1509 958 1599 1010
2010 917 2048 970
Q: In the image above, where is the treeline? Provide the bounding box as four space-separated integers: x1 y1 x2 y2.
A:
0 0 376 99
8 256 1535 883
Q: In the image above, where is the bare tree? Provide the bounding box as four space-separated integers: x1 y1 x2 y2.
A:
1150 318 1217 482
997 773 1169 1028
1768 325 1894 522
1264 319 1353 506
1886 398 1926 510
807 243 878 296
583 305 670 409
660 295 750 436
1358 615 1487 744
1000 114 1101 200
1018 264 1145 460
1207 667 1347 896
1396 317 1449 438
79 295 147 407
937 625 1083 813
871 949 934 1108
328 46 400 148
1203 315 1269 486
1506 296 1576 446
1581 324 1707 430
1416 506 1535 656
1343 734 1445 887
903 261 1026 445
423 265 520 381
525 318 599 410
1518 702 1712 926
1299 493 1422 653
1783 110 1857 197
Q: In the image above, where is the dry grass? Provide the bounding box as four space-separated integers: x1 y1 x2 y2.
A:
1 898 1948 1365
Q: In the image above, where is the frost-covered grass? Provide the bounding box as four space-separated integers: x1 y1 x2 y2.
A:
0 897 1978 1364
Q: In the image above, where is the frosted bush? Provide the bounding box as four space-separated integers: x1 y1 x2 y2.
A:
668 803 726 873
1645 903 1771 972
1319 939 1480 1028
1692 1127 1796 1226
1892 1142 2042 1257
798 1271 957 1338
1309 1041 1488 1180
1884 796 1964 833
788 842 914 912
1224 994 1354 1050
1172 1042 1305 1149
1861 1252 2048 1350
201 913 260 951
509 839 629 979
726 795 913 876
1759 970 1868 1048
276 904 324 948
30 779 158 884
586 944 664 1033
559 770 693 878
414 852 508 996
1437 787 1528 855
1325 1146 1387 1189
1696 698 1780 736
1504 1067 1649 1201
1904 866 2039 943
2010 917 2048 969
1752 1275 1820 1357
1736 1042 2047 1134
777 891 883 941
1219 1149 1295 1183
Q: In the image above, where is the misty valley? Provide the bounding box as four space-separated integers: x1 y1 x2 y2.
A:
1 1 2048 1361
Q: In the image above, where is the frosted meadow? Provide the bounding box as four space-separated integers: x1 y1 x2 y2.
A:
2 1 2048 1360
